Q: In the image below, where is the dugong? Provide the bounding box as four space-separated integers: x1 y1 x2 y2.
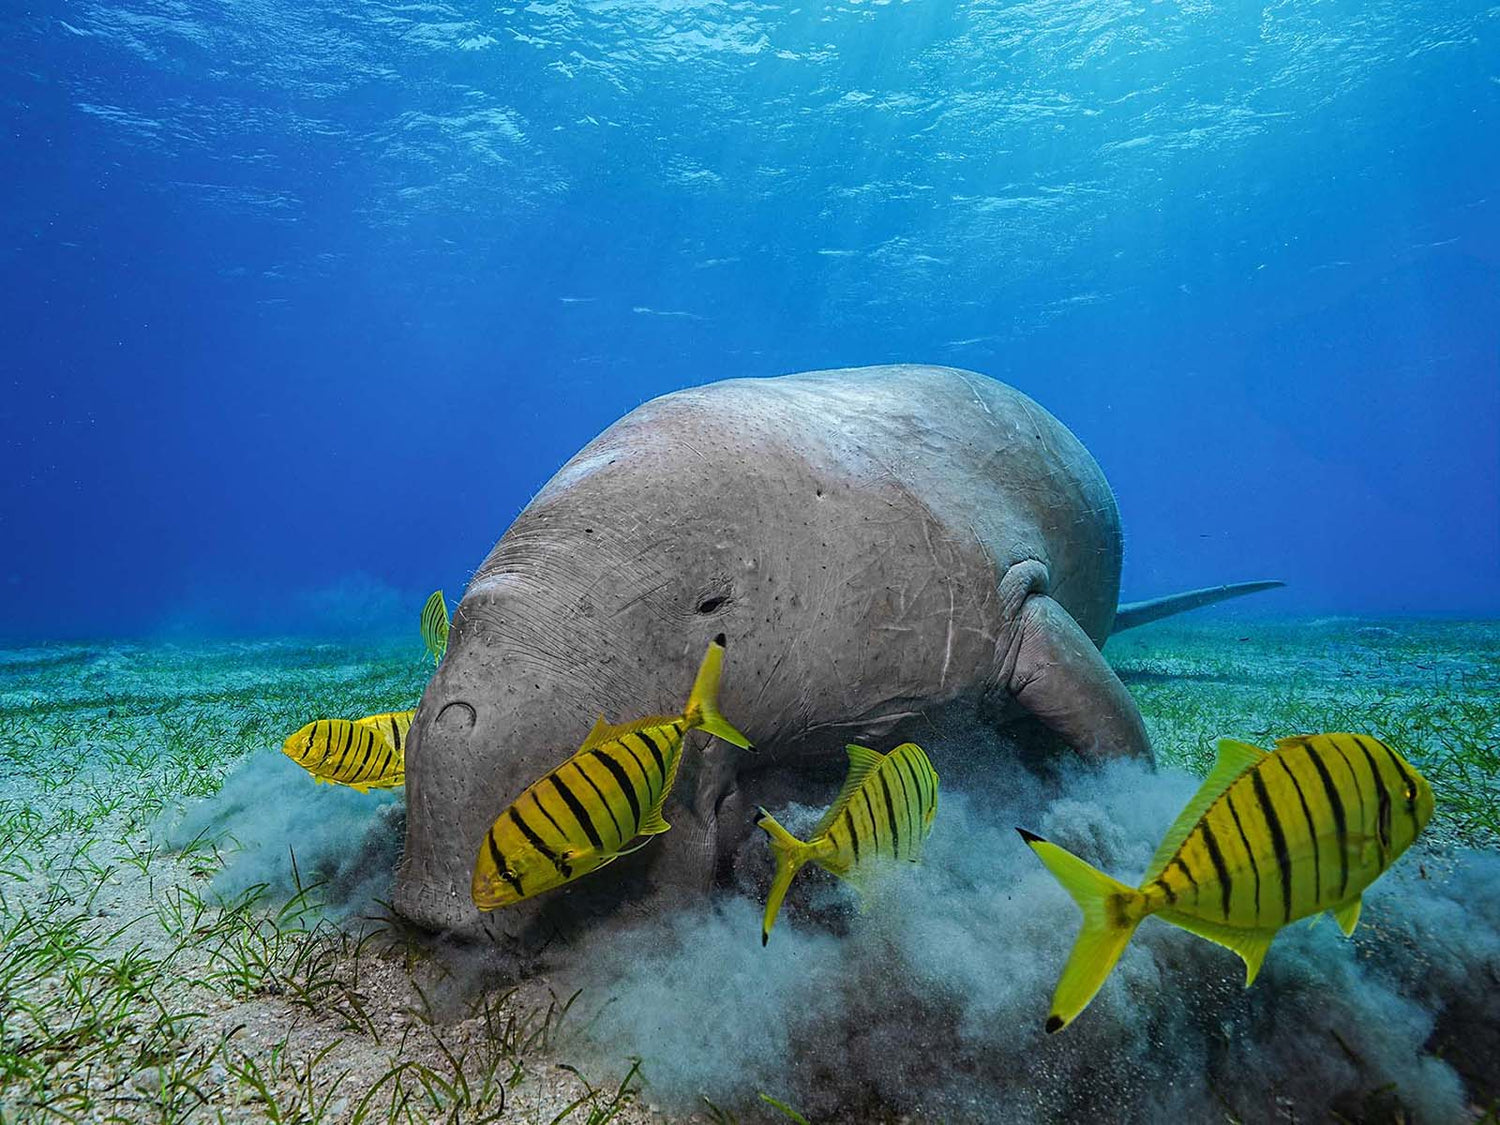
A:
395 365 1278 943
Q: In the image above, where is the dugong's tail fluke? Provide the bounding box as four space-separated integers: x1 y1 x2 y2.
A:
1111 581 1285 634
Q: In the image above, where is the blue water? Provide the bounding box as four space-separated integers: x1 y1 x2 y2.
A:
4 1 1497 639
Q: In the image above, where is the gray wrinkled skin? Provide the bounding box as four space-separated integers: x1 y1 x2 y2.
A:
394 366 1248 947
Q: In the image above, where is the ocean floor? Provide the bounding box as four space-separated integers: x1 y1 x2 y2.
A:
1 618 1497 1124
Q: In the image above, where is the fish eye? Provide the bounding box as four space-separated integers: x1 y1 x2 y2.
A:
1404 784 1416 800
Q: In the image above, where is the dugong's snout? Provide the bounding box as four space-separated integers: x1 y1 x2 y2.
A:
392 685 488 934
391 629 591 944
393 685 638 949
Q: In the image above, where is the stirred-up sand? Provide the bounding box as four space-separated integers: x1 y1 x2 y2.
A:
1 619 1496 1123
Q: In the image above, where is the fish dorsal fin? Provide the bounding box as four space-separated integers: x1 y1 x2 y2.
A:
576 714 677 755
354 710 414 732
1331 895 1362 937
812 744 886 838
579 714 611 753
1143 738 1268 881
1273 734 1311 753
1156 909 1278 985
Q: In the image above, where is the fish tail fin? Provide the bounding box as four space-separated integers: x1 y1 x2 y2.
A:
1018 828 1145 1034
756 808 816 946
684 633 755 751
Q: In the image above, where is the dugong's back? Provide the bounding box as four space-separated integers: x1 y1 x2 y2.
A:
474 365 1123 750
522 365 1121 641
751 366 1121 640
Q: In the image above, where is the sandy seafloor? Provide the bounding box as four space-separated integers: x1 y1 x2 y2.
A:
1 618 1497 1124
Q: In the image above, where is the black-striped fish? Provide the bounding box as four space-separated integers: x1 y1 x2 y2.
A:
421 589 449 665
471 634 754 911
281 710 415 792
755 742 940 946
1020 732 1435 1033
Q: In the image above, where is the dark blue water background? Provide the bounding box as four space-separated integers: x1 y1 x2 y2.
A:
4 2 1497 639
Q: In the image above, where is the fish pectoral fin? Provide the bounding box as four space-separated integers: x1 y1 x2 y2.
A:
1157 910 1277 986
1331 896 1363 937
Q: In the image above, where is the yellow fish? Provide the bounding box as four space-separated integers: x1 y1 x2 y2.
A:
1020 732 1435 1033
282 710 414 792
756 741 940 946
471 634 754 910
421 589 449 665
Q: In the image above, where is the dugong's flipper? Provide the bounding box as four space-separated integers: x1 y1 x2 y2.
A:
992 561 1151 761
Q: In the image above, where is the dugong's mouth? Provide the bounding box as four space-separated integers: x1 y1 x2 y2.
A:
391 867 475 932
393 683 601 946
393 684 492 937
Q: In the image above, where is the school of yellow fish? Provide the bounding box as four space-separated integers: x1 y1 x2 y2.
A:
277 591 1436 1025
